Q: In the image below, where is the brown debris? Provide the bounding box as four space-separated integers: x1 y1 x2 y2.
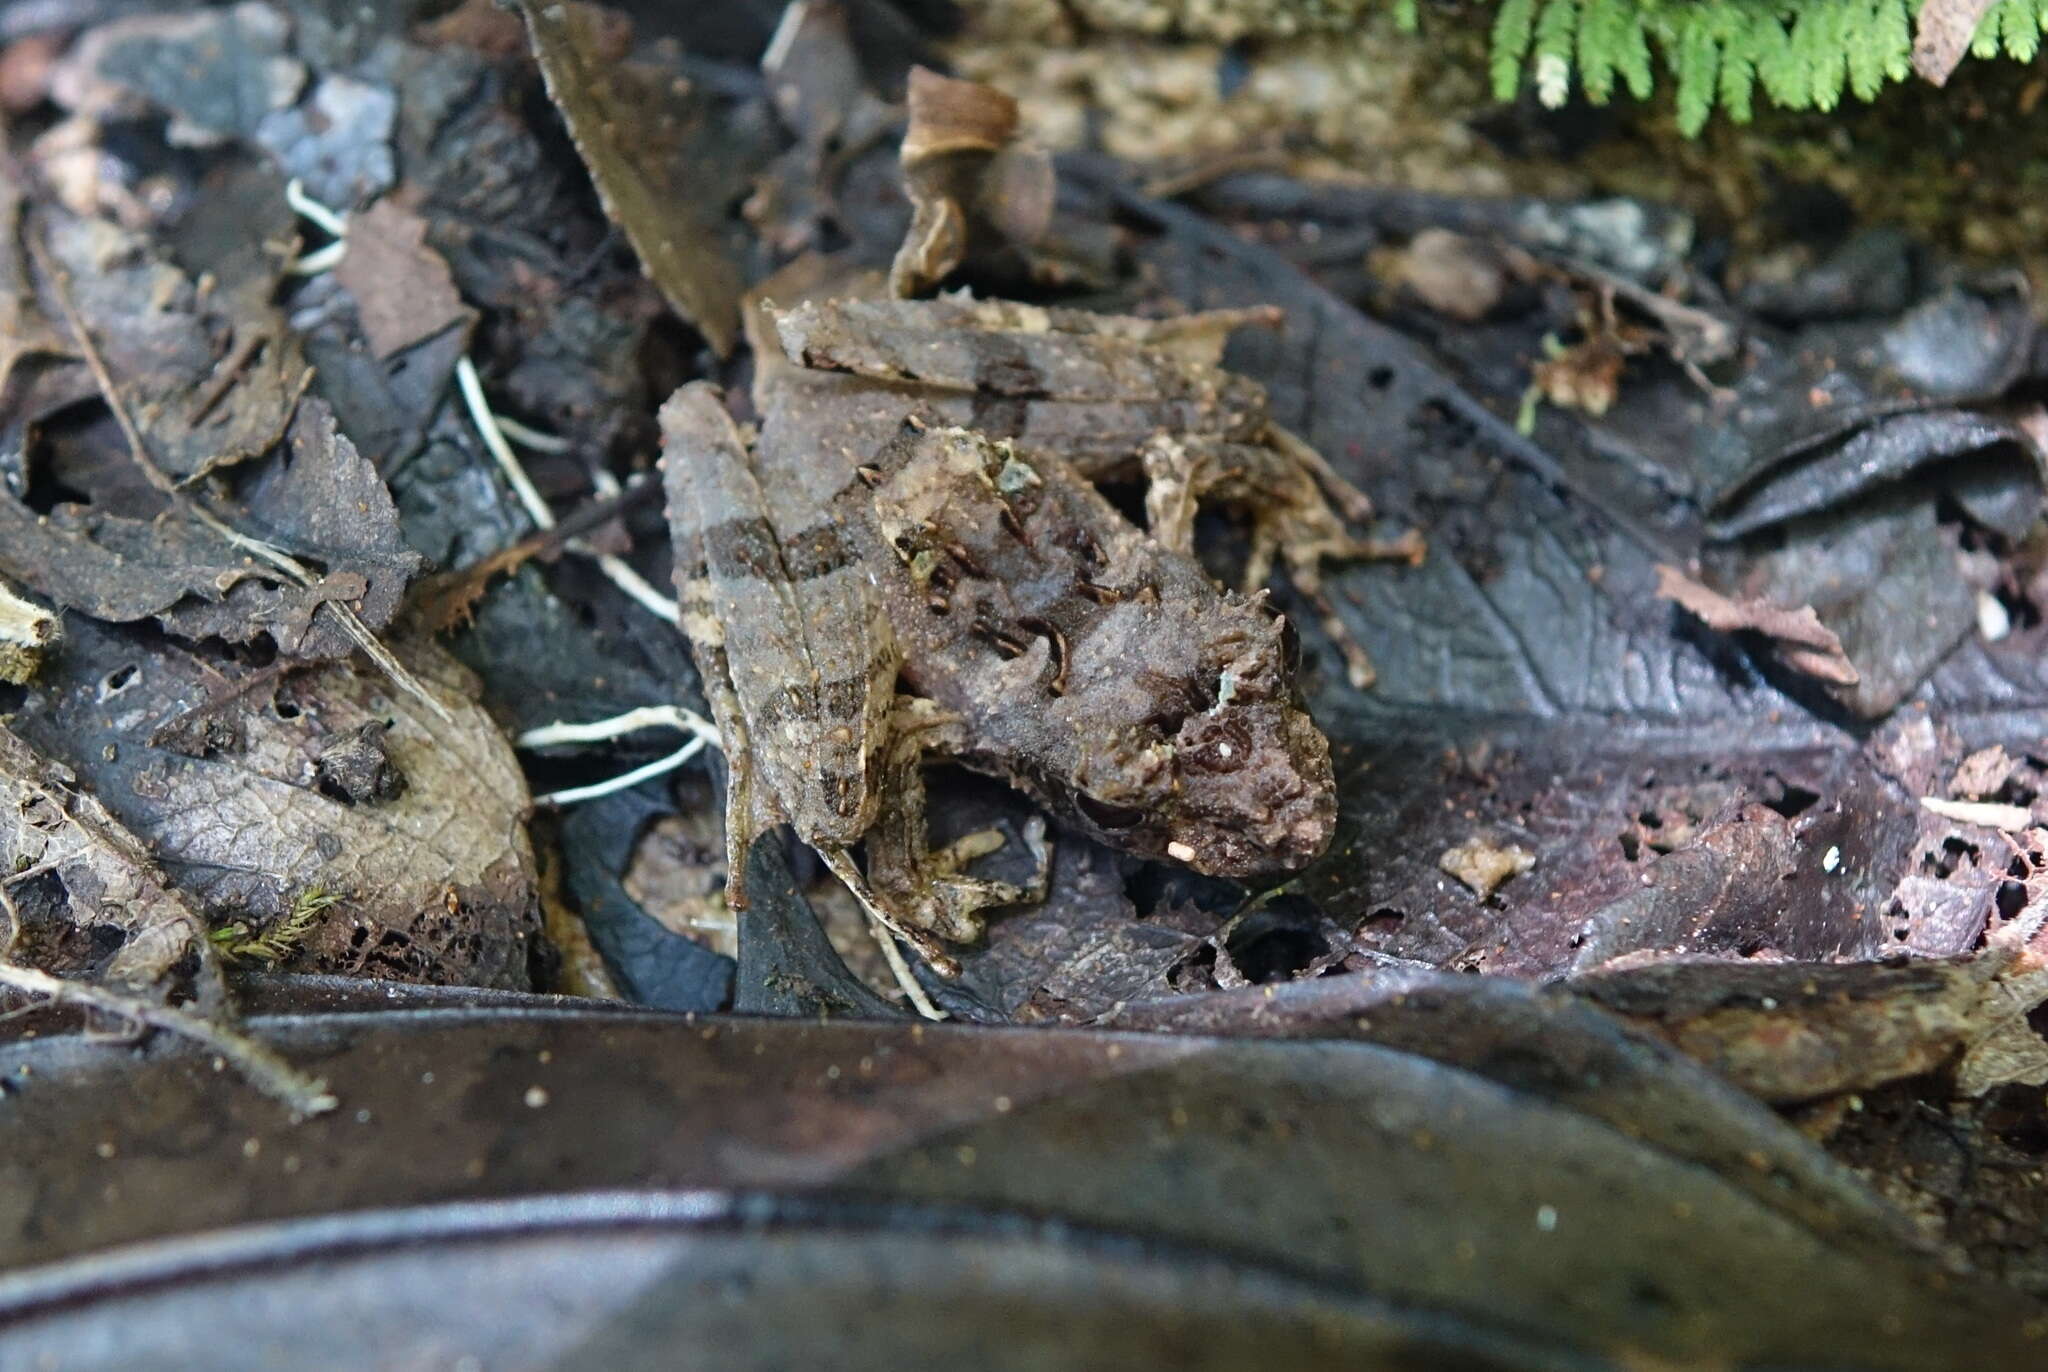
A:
334 198 473 359
1950 745 2016 801
1374 229 1509 322
11 620 541 990
0 578 59 686
1654 564 1861 686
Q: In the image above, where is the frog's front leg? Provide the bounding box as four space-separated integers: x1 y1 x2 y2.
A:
863 695 1051 948
1139 430 1423 689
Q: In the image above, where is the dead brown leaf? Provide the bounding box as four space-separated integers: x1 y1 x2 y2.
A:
14 619 541 989
515 0 744 355
32 206 309 484
0 401 418 659
334 198 473 359
0 724 209 989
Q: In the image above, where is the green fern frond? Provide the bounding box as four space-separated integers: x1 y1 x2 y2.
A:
1998 0 2042 59
1491 0 1541 101
1468 0 2045 135
1533 0 1582 105
1673 9 1722 134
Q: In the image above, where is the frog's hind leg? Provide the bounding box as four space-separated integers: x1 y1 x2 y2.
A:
864 696 1052 950
812 845 955 1016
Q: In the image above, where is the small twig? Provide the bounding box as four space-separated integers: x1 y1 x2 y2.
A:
0 960 336 1117
1921 797 2035 832
531 738 713 807
455 356 680 625
185 326 267 426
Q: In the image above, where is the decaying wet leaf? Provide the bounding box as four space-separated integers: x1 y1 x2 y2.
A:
51 2 304 143
12 618 540 990
516 0 745 355
0 723 208 989
333 197 472 360
255 73 397 208
1655 563 1861 687
31 205 310 484
1578 844 2048 1103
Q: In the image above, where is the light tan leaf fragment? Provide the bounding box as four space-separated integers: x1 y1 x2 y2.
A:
1654 564 1860 686
1440 837 1535 899
0 578 58 685
1912 0 2000 87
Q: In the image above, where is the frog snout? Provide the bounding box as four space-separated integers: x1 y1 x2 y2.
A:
1168 702 1336 876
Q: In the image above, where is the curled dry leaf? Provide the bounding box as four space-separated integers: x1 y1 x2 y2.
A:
1654 563 1860 686
890 66 1055 298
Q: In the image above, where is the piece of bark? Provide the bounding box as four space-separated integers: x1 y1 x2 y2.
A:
1655 564 1860 686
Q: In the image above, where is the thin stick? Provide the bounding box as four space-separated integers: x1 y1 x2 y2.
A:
531 736 712 807
455 355 681 625
0 960 337 1117
518 704 719 751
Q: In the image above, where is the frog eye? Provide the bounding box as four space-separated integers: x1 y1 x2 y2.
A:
1076 793 1145 831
